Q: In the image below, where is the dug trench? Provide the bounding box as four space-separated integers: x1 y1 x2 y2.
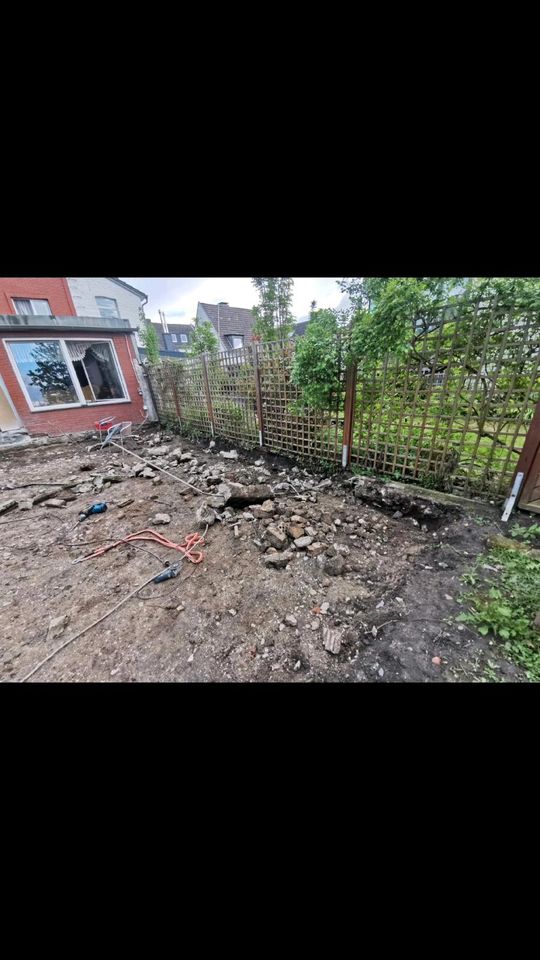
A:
0 427 528 682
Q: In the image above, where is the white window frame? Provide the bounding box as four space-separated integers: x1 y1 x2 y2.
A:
12 297 53 316
171 334 178 342
3 337 131 412
95 296 120 319
180 334 188 343
228 335 244 349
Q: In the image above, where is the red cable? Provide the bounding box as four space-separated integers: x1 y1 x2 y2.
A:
76 528 205 564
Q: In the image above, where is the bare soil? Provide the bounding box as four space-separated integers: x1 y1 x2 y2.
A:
0 428 528 683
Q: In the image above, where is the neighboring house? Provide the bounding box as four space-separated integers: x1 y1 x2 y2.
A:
0 277 149 440
66 278 148 347
139 317 194 360
292 319 310 338
196 302 256 351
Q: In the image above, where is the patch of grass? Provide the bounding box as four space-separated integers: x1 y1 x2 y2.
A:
457 547 540 681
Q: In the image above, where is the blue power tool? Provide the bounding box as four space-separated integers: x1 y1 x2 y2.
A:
78 502 108 523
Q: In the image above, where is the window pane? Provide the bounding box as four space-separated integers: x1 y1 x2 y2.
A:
66 341 125 401
229 336 243 349
13 299 32 314
180 334 188 343
171 334 177 342
95 297 119 319
9 341 78 407
30 299 52 316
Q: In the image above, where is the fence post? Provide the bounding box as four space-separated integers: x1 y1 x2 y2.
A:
252 342 265 447
342 361 357 468
201 352 215 437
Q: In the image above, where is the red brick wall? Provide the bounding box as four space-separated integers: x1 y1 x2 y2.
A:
0 331 146 436
0 278 76 316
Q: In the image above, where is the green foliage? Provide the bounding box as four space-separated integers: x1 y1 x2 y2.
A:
509 522 540 543
189 320 219 357
291 308 348 410
214 400 244 424
252 277 294 342
457 548 540 680
140 322 160 364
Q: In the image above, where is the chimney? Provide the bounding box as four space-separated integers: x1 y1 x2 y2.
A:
159 309 169 334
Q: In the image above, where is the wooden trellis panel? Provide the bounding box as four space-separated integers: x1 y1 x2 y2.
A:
205 346 259 446
256 340 346 462
350 300 540 496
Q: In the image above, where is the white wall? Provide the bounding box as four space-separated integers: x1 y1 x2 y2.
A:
67 278 144 346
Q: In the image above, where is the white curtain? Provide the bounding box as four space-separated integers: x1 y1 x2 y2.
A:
66 341 89 362
66 341 113 364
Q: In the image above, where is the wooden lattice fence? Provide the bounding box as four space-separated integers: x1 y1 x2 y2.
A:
146 298 540 499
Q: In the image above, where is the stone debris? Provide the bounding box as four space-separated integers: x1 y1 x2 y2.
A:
146 445 169 457
223 482 274 506
49 614 70 639
17 500 34 510
323 626 342 655
250 501 275 519
0 499 17 515
306 542 326 557
220 450 239 460
284 614 298 627
43 499 65 508
196 503 217 527
287 524 305 540
318 478 332 489
264 524 288 550
264 550 294 569
294 536 313 550
141 467 157 479
151 513 171 525
323 555 346 577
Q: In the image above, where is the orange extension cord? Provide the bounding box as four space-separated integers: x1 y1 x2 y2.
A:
73 528 205 565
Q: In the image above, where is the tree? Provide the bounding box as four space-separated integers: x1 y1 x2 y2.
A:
189 319 219 357
252 277 295 342
140 321 160 364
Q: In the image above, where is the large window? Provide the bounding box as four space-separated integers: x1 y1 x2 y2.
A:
228 335 244 349
6 339 128 410
12 298 53 316
95 297 120 319
8 341 79 407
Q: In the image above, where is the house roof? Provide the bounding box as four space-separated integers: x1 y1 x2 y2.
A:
107 278 148 300
198 302 256 343
293 319 310 337
152 322 194 352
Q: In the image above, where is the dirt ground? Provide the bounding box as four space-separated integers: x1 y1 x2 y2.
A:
0 426 529 683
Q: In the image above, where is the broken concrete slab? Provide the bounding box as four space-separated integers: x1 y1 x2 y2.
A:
49 614 70 639
323 626 342 655
294 536 313 550
265 524 288 550
307 542 326 557
0 499 17 515
287 524 305 540
264 549 294 569
151 513 171 525
196 503 217 527
220 450 239 460
43 499 66 508
219 482 274 506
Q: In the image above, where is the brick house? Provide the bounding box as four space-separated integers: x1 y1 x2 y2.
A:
0 277 149 441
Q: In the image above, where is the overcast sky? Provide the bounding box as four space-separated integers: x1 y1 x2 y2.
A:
120 277 349 325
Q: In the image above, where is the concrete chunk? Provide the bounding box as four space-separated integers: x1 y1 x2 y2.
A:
264 524 288 550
